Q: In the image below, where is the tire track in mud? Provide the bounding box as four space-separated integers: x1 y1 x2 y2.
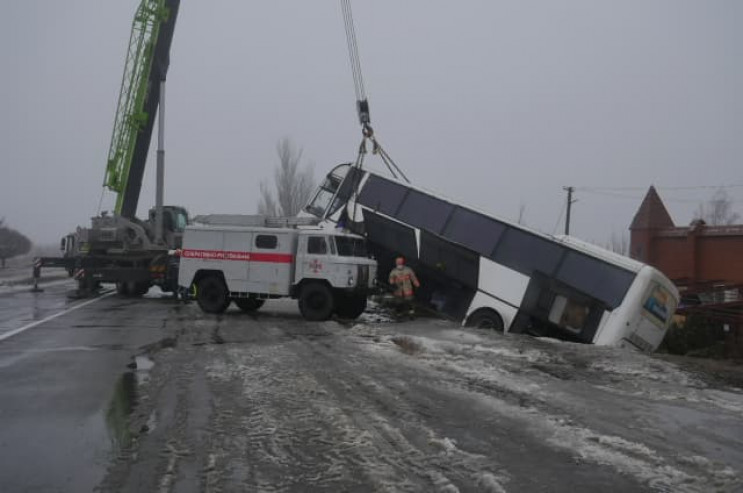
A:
289 337 511 492
359 331 741 493
204 341 419 492
300 335 653 493
97 303 741 493
197 316 510 492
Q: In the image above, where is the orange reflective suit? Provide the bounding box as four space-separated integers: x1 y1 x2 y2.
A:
389 266 420 300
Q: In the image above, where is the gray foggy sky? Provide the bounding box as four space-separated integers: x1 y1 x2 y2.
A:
1 1 741 246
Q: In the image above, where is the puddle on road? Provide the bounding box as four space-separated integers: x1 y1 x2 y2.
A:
105 354 156 454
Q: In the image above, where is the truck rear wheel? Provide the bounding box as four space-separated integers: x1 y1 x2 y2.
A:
197 276 230 314
234 298 265 313
299 283 335 321
335 293 368 319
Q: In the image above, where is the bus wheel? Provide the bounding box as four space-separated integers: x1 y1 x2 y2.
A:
299 283 335 321
466 309 504 332
234 298 265 313
197 276 230 314
335 293 368 319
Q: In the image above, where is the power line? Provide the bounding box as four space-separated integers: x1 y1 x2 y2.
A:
577 189 743 204
575 183 743 192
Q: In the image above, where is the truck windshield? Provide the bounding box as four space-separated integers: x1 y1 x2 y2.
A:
334 236 367 257
175 212 188 232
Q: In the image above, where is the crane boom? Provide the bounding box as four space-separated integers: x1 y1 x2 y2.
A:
103 0 180 218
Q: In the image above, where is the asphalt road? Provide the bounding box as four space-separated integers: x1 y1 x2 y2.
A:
0 282 741 492
0 281 177 492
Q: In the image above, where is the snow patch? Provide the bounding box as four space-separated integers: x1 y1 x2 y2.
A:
357 300 396 324
541 418 739 493
428 436 458 456
589 359 706 388
475 472 508 493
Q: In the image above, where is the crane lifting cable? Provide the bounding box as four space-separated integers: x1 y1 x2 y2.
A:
340 0 410 184
341 0 368 124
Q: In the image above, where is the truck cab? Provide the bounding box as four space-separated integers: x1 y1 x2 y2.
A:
178 221 377 321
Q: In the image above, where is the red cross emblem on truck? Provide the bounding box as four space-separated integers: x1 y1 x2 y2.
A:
309 259 323 273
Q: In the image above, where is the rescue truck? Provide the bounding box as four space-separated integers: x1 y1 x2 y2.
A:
178 216 377 321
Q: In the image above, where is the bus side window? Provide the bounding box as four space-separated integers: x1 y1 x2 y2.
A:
549 295 590 334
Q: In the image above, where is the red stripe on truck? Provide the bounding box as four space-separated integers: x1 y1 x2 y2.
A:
181 249 293 263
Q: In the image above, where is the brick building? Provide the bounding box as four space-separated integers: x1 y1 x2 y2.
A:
630 187 743 355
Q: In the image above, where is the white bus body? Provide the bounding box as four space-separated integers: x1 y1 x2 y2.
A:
304 164 679 351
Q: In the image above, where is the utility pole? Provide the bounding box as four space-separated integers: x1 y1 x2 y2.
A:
563 186 576 235
155 80 166 245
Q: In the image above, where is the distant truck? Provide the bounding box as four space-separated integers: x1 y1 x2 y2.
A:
178 217 377 321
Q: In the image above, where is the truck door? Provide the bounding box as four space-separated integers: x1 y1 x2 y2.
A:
296 235 334 285
246 233 292 296
223 231 252 292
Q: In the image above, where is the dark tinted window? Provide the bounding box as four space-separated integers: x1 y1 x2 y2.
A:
307 236 328 254
443 207 506 256
556 252 634 308
493 228 564 276
335 166 363 203
419 231 479 289
364 212 417 261
357 176 408 217
255 235 278 249
396 191 454 234
335 237 368 257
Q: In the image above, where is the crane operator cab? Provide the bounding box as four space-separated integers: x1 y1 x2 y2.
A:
147 206 189 249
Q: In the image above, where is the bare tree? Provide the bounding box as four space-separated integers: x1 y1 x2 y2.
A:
606 231 629 256
694 189 740 226
258 138 316 217
0 219 32 269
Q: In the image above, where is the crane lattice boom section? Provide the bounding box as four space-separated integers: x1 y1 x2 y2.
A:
104 0 168 213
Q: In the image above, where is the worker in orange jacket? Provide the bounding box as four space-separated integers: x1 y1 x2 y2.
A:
389 256 420 316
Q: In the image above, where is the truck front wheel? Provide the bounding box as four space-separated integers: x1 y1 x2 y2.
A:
299 283 335 321
335 293 368 320
197 276 230 314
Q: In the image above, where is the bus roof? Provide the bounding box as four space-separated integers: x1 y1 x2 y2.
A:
186 223 365 239
553 235 645 273
354 165 645 274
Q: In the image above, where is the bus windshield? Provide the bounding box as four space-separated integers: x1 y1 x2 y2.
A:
334 236 367 257
305 170 346 217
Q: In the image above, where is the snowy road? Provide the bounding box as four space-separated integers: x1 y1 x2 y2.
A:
95 300 741 492
0 284 741 492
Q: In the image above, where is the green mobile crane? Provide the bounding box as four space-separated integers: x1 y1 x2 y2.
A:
43 0 187 297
